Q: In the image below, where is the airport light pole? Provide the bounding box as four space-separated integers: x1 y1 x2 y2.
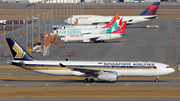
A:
43 13 45 25
60 0 61 29
52 0 53 38
63 0 64 25
44 0 46 25
23 20 25 35
51 10 53 40
70 0 72 25
83 1 84 15
56 0 57 29
38 14 40 42
75 0 76 15
12 22 14 39
26 5 28 51
77 0 79 15
67 1 68 25
44 12 46 45
31 5 34 52
18 21 20 36
38 3 40 42
3 25 5 42
48 0 51 41
49 0 50 25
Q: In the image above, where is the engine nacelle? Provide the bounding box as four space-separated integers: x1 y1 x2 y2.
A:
98 73 117 82
83 39 90 42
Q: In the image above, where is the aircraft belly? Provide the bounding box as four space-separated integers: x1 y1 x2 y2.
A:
33 70 72 76
119 70 155 77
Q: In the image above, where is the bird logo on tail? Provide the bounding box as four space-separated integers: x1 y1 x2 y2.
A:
13 42 26 58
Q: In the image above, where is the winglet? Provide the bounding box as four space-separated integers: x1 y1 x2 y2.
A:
101 14 119 28
110 21 126 34
140 2 161 15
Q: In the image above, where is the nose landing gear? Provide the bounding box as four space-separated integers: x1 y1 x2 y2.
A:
155 76 159 83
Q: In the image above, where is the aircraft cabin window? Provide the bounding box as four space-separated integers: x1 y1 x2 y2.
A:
166 66 171 68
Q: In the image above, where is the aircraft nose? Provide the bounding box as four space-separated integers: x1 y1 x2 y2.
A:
171 68 175 73
167 68 175 74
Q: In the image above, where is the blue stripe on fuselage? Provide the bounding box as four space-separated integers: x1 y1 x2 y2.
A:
25 64 157 69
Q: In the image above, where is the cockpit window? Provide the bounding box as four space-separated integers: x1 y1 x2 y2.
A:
166 66 171 68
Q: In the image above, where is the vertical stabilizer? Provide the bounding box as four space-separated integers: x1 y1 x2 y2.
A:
140 2 161 15
101 14 119 28
5 38 36 61
110 21 126 34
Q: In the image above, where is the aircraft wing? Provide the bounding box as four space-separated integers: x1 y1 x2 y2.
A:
89 37 99 42
72 68 101 74
59 63 113 75
83 33 91 34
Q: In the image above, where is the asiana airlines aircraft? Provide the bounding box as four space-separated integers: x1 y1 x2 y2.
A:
5 38 175 83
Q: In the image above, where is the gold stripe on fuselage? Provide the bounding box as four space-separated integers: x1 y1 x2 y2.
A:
23 66 156 70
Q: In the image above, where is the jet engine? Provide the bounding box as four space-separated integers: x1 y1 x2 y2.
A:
98 73 117 82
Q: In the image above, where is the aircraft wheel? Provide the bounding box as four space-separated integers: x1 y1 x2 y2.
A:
155 79 159 83
84 78 88 83
89 78 94 83
155 76 159 83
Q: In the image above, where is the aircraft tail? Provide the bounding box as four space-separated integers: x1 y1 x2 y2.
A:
110 21 126 34
5 38 36 61
118 17 123 26
101 14 119 28
140 2 160 15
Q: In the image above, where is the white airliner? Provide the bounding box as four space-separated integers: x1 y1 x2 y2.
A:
56 14 120 30
52 14 121 37
64 2 160 25
60 21 127 43
5 38 175 83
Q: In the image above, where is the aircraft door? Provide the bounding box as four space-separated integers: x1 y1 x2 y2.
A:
88 19 92 25
156 64 162 71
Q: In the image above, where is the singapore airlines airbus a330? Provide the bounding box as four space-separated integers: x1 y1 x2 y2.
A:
5 38 175 83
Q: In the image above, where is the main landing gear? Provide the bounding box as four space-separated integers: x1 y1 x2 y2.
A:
155 76 159 83
84 77 94 83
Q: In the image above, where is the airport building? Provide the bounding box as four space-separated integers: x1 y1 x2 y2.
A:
123 0 161 2
0 0 179 3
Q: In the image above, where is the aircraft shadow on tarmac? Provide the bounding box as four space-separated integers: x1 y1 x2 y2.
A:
1 79 168 83
126 26 147 28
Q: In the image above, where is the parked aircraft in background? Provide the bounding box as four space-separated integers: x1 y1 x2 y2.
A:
5 38 175 83
64 2 161 25
53 15 122 37
56 14 120 30
0 20 6 25
60 21 126 43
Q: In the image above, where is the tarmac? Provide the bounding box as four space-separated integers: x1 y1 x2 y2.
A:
1 19 180 65
0 79 180 87
0 98 180 101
